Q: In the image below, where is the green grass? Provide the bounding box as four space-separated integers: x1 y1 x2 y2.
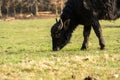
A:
0 19 120 80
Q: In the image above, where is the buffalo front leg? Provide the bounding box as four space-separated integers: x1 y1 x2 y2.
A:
81 25 92 50
92 20 105 50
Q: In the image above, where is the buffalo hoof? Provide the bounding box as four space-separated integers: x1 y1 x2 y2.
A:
81 46 87 50
100 47 105 50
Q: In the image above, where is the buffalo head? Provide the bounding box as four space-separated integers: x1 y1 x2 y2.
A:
51 18 71 51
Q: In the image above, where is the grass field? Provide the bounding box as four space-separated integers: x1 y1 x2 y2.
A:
0 19 120 80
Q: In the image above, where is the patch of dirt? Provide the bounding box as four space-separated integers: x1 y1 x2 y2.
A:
0 13 57 21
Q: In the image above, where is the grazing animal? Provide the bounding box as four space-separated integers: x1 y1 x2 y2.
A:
51 0 120 51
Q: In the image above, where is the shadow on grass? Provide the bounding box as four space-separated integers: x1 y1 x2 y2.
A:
103 25 120 28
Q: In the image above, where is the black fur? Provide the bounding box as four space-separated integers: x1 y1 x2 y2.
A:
51 0 120 51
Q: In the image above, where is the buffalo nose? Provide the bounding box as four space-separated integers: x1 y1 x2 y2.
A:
53 47 60 51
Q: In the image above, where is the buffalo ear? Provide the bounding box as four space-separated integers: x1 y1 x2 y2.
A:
64 19 70 30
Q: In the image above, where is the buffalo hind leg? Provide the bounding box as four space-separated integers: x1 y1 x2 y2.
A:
81 25 91 50
92 20 105 50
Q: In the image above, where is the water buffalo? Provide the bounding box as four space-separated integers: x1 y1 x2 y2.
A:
51 0 120 51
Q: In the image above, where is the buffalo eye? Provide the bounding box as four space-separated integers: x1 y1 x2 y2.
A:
52 32 61 38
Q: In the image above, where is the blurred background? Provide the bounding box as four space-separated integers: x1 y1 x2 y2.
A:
0 0 66 19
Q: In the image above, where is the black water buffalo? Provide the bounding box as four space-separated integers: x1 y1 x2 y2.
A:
51 0 120 51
